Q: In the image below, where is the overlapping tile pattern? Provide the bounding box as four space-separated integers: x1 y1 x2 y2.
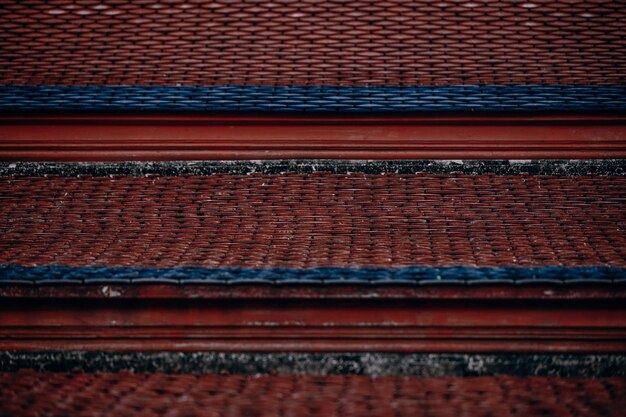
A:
2 85 625 112
1 371 624 417
1 173 624 281
1 1 625 111
1 1 624 87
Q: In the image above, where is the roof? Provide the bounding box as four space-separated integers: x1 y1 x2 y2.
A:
2 161 625 285
1 370 624 417
1 1 625 112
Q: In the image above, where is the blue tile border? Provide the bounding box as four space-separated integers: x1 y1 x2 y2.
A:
1 265 624 285
1 85 625 112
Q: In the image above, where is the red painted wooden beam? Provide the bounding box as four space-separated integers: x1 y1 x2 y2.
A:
1 288 625 352
1 114 625 160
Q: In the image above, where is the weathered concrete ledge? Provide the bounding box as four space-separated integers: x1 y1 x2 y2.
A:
1 159 625 177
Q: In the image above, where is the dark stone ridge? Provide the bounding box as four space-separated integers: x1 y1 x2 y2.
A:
1 160 625 177
1 352 624 377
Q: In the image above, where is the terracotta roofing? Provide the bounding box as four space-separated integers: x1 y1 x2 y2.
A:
1 370 625 417
1 0 624 87
1 166 625 284
1 1 625 112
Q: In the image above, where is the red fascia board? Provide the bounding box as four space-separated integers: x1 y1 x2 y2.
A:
1 114 625 160
2 285 625 353
1 295 625 352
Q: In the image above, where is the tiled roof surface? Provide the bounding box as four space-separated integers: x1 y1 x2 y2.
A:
1 1 625 112
1 1 624 87
3 173 624 268
1 171 625 284
1 371 624 417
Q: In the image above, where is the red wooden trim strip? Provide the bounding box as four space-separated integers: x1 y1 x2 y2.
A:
1 114 625 161
1 297 624 352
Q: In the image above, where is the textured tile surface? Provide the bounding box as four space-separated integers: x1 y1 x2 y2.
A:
1 173 624 269
1 371 624 417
